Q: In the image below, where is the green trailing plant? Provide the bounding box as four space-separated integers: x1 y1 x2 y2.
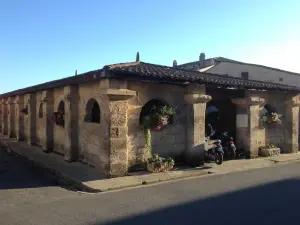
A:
142 104 175 154
141 104 176 172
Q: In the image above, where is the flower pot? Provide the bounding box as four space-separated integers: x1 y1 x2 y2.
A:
147 161 174 173
259 147 280 157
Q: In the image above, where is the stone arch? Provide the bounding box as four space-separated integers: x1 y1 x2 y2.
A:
84 98 101 123
139 99 174 125
263 104 278 115
57 101 65 113
38 103 43 118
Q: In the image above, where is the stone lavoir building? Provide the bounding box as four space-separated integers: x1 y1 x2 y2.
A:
1 54 300 178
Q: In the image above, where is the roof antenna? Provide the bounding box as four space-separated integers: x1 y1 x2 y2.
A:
136 52 140 62
75 70 77 76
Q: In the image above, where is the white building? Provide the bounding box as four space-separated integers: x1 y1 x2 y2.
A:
175 53 300 86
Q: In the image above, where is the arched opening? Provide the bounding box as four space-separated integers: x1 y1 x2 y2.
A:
38 103 43 118
205 99 236 140
262 104 278 115
54 101 65 127
58 101 65 113
85 98 101 123
139 99 174 125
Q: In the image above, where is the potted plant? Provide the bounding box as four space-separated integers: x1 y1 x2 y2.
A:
261 112 282 126
147 154 175 173
20 107 28 115
141 104 176 172
258 144 280 157
52 112 65 127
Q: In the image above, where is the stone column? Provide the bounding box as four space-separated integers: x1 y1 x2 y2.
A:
1 98 8 135
184 85 211 166
64 85 79 162
103 88 136 177
284 97 300 153
41 90 54 152
232 97 265 158
27 93 37 146
0 100 2 133
14 96 24 141
7 97 15 138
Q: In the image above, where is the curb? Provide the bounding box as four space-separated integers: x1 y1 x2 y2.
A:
2 139 300 193
101 171 213 192
0 142 101 193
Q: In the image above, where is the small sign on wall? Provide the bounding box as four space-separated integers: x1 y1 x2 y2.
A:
237 114 248 128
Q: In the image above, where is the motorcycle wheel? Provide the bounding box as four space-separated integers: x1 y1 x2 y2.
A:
215 152 224 165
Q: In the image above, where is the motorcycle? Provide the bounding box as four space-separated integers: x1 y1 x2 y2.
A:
214 131 236 160
204 128 224 165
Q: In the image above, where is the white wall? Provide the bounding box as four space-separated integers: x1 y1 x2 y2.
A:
204 62 300 86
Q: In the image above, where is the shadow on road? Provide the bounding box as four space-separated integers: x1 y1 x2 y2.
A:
101 178 300 225
0 150 59 190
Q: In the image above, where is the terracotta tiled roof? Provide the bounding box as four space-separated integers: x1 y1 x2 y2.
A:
0 69 104 98
1 60 300 99
106 61 300 93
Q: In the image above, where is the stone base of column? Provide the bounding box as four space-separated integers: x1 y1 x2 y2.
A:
184 146 205 166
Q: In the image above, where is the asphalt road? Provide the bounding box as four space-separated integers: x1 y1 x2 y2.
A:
1 150 300 225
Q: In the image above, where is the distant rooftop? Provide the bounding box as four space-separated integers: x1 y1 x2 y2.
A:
176 54 300 76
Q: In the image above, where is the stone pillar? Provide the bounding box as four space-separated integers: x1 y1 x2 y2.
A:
232 97 265 158
14 96 24 141
1 99 8 135
103 88 136 177
0 100 2 133
284 97 300 153
41 90 54 152
7 97 15 138
184 85 211 165
64 85 79 162
27 93 37 146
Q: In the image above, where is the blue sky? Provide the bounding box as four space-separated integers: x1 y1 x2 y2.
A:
1 0 300 93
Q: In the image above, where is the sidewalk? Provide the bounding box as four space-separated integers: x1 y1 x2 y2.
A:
1 134 300 193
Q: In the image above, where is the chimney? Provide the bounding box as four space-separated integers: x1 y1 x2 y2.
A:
75 70 77 76
173 60 177 67
136 52 140 62
199 52 205 67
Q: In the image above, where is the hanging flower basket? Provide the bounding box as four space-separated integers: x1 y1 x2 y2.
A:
52 112 65 127
143 105 175 132
260 112 282 127
20 107 28 115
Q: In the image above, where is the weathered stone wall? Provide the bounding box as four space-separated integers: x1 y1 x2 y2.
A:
23 94 30 142
78 82 108 171
243 91 299 155
127 81 186 166
247 91 284 147
36 91 45 147
53 88 65 155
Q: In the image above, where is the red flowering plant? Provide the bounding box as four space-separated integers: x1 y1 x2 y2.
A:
20 107 28 115
52 112 65 127
260 112 282 126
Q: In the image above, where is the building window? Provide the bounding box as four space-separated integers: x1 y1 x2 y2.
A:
84 98 100 123
241 72 249 80
38 103 43 118
279 78 283 82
